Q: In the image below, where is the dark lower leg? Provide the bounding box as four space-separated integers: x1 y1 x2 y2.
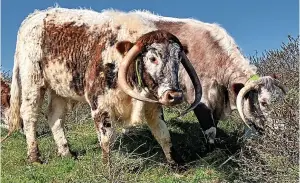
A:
193 103 217 144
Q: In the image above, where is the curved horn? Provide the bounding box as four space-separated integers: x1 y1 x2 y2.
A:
179 52 202 116
236 80 261 125
117 45 159 103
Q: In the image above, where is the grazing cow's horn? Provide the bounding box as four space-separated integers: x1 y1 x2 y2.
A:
236 77 287 125
118 45 159 103
179 52 202 116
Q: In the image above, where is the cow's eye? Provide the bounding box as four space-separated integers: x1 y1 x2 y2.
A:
150 57 158 64
150 57 156 62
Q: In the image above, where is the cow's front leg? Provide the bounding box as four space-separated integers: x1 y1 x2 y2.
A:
93 111 115 163
47 91 71 157
145 105 184 166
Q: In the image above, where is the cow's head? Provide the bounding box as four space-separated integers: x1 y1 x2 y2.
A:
232 75 287 132
117 30 202 115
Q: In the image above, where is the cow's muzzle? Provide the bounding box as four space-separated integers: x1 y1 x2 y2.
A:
159 90 183 106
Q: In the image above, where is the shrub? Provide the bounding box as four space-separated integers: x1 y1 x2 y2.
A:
233 36 299 182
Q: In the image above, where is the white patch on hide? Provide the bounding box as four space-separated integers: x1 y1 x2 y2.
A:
205 127 216 144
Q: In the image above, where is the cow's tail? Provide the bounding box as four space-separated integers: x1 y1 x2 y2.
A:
1 62 21 142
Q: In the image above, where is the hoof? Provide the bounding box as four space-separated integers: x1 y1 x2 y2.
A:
206 142 216 153
57 146 72 158
170 146 185 166
58 150 78 160
59 150 79 159
69 150 79 160
28 157 43 164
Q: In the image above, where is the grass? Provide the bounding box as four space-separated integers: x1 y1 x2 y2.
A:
1 109 241 183
2 36 298 183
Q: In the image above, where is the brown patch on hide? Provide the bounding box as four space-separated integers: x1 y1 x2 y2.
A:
115 25 121 30
42 20 118 97
142 71 159 97
1 79 10 109
155 21 185 37
84 27 118 110
136 30 183 50
93 111 110 135
232 83 244 96
87 62 117 111
116 41 134 55
104 63 117 89
125 60 137 88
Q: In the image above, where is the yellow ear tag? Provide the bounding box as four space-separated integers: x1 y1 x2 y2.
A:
248 74 260 82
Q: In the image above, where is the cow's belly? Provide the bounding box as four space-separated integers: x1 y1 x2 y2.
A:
43 63 86 102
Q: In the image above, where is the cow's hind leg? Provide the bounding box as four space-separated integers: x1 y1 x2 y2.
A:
145 105 184 166
93 111 115 163
193 103 216 145
47 90 71 156
20 84 45 163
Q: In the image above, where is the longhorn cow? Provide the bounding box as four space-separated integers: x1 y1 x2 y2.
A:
7 8 202 165
134 11 287 143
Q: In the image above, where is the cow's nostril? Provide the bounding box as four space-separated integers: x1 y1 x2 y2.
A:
160 91 183 105
168 93 174 100
168 92 183 103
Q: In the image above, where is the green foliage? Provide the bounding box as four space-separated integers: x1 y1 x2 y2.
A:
1 120 227 183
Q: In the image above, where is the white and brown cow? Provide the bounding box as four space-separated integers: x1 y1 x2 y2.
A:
133 11 287 143
8 8 201 165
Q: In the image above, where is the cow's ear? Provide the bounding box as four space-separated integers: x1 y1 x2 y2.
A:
116 41 134 56
182 44 189 54
232 83 244 96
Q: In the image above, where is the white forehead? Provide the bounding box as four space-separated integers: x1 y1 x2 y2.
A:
146 42 181 54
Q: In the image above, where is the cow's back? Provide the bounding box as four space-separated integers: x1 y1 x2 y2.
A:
15 8 158 103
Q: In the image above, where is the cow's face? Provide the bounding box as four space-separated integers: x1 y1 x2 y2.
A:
117 30 201 111
141 42 183 106
234 76 287 132
117 41 184 106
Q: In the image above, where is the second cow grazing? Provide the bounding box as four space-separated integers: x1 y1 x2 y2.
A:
134 11 287 144
7 8 202 165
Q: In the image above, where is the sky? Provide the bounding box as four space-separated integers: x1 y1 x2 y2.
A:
1 0 299 71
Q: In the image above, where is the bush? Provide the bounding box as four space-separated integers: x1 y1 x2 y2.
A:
233 36 299 182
